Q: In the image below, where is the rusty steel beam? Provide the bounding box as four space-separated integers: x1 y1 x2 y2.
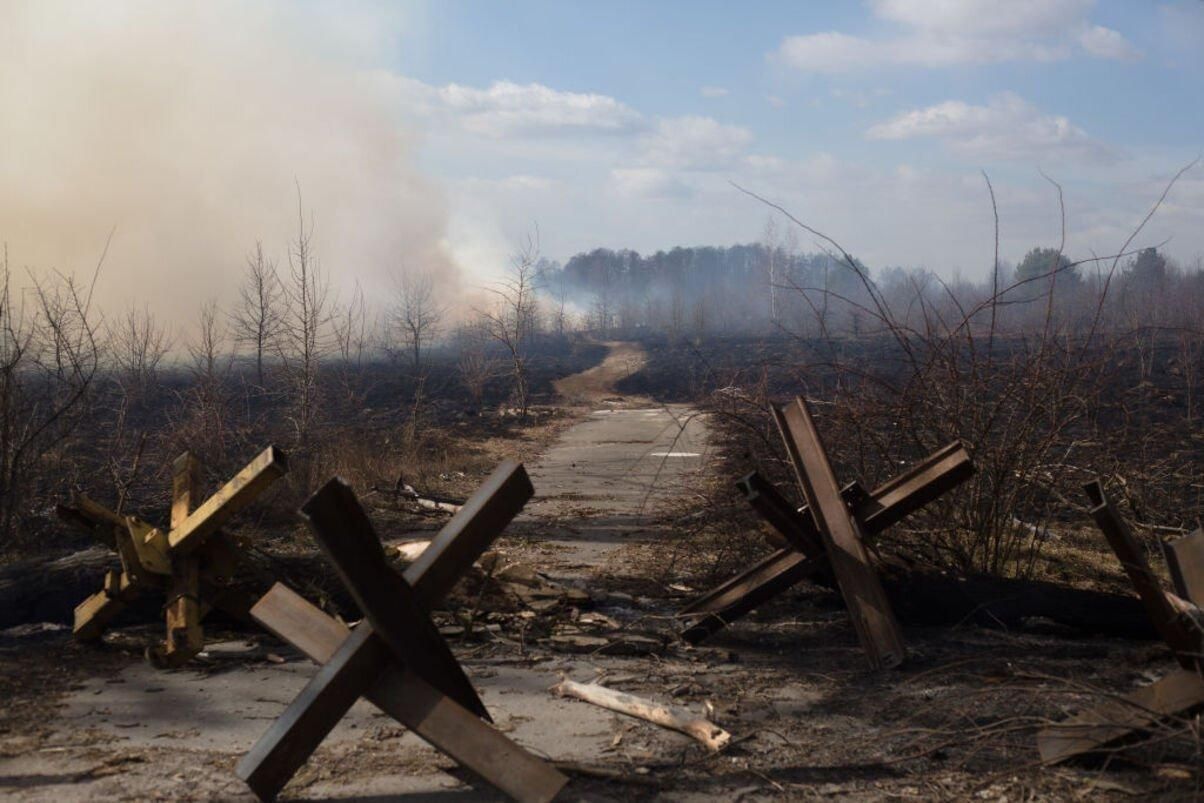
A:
1165 528 1204 607
1085 480 1199 669
683 442 972 644
251 583 568 803
775 397 906 669
735 472 824 557
238 461 540 803
302 477 487 718
680 549 820 644
1038 668 1204 764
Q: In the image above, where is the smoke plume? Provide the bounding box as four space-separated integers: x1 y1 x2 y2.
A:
0 1 454 334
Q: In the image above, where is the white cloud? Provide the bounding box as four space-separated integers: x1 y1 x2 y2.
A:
638 116 754 170
1078 25 1141 60
700 85 729 98
773 0 1139 72
431 80 643 137
871 0 1092 37
609 168 693 200
867 92 1115 164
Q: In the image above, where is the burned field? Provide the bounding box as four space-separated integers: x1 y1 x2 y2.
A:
1 333 1203 802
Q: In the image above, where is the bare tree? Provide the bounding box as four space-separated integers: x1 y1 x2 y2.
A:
456 321 496 413
480 232 541 417
230 241 283 387
332 280 370 367
330 281 374 410
111 305 171 399
393 268 444 371
177 299 232 462
278 189 330 446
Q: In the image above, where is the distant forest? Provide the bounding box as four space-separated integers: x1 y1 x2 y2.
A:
537 240 1203 338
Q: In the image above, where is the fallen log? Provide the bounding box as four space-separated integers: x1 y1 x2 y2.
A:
0 546 344 631
2 548 1163 643
882 566 1158 640
0 547 125 629
552 677 731 752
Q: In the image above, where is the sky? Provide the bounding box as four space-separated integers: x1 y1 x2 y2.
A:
2 0 1202 324
386 0 1204 280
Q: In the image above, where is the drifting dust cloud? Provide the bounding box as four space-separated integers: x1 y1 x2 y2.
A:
0 1 455 334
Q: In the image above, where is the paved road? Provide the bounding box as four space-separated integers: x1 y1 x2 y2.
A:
525 405 709 571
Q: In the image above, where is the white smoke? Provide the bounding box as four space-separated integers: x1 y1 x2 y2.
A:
0 1 456 334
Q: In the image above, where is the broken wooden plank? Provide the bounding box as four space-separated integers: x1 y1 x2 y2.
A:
73 569 139 641
553 678 731 752
250 583 568 803
775 397 906 669
1038 669 1204 764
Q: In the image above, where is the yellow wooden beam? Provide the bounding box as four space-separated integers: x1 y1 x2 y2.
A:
167 446 287 554
157 452 204 666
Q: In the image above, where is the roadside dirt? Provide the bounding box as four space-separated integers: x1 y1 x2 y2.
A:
0 342 1195 801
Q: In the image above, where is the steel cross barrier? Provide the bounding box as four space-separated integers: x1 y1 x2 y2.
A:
62 446 287 666
237 460 568 803
678 395 974 670
1037 481 1204 765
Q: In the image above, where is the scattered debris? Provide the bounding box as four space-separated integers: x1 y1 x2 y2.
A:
1038 480 1204 764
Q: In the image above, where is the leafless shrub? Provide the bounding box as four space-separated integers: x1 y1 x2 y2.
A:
456 322 497 414
170 299 234 467
727 162 1200 577
0 245 102 545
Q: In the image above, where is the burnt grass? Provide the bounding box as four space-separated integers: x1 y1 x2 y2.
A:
4 334 1204 799
1 336 607 561
609 332 1204 795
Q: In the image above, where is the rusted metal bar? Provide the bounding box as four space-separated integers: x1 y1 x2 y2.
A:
775 397 906 669
238 461 548 803
684 442 972 644
1084 480 1199 669
680 550 820 644
406 459 534 601
301 477 487 718
1037 668 1204 764
735 472 824 557
1165 528 1204 606
251 583 568 803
